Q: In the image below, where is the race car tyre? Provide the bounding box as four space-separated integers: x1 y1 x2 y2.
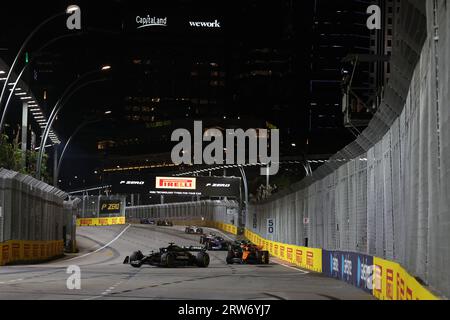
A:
255 251 263 263
196 252 210 267
130 261 143 268
130 250 144 262
197 228 203 234
161 253 176 267
262 251 270 264
226 251 234 264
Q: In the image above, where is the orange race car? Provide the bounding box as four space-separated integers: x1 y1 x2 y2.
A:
226 241 270 264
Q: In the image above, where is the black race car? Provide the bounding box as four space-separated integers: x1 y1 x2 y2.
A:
185 226 204 234
156 219 173 226
226 241 269 264
123 243 210 268
200 234 231 250
140 218 155 225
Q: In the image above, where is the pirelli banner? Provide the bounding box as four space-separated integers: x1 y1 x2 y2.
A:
208 221 238 235
76 216 126 227
372 257 438 300
112 175 241 198
0 240 64 266
151 176 241 198
244 229 322 273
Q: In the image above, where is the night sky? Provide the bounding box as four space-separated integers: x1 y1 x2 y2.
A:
0 0 366 192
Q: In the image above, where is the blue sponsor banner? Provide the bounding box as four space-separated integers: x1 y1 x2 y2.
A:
322 250 373 293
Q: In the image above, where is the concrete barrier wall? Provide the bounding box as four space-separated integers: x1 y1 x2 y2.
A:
0 168 73 265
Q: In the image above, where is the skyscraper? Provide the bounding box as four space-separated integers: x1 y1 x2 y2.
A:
309 0 375 154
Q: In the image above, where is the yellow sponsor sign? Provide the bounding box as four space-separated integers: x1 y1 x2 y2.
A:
76 216 126 227
206 221 237 235
0 240 64 266
244 229 322 273
373 257 438 300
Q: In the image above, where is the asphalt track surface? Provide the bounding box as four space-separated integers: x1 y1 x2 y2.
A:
0 224 373 300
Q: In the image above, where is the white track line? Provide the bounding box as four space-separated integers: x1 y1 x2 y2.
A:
67 224 131 261
274 261 309 274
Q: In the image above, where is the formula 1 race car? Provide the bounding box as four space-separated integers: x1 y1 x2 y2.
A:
140 218 155 225
123 243 210 268
200 234 231 251
185 226 204 234
226 241 269 264
156 219 173 226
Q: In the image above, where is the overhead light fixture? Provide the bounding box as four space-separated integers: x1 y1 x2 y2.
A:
0 70 5 74
104 110 112 114
66 5 80 13
20 96 32 100
15 92 27 96
7 83 15 86
101 65 112 71
28 100 36 103
0 78 7 81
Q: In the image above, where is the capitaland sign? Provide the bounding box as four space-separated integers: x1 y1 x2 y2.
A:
188 19 221 28
156 177 196 190
136 15 167 29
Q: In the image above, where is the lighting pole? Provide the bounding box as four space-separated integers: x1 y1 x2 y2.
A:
0 32 83 136
238 165 248 233
0 8 76 114
36 66 111 179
